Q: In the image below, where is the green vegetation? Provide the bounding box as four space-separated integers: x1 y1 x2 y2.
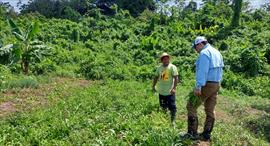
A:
0 0 269 145
0 80 269 145
231 0 243 27
7 19 48 75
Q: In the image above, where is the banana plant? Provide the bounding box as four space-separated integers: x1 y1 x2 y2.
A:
6 19 48 75
0 43 13 56
0 40 15 65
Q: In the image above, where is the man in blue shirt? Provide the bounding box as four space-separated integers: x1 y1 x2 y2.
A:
186 36 224 141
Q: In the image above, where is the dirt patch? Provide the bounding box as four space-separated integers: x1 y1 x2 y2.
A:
192 141 210 146
0 77 92 118
216 96 267 123
215 109 233 123
0 101 17 117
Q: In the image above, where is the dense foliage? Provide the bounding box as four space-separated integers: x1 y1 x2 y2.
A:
20 0 156 18
0 1 270 97
0 1 269 145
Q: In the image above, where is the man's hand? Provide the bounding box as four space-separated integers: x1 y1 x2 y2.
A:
170 88 176 95
152 76 158 93
193 88 201 97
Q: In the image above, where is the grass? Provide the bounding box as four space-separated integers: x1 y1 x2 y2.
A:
0 78 269 145
0 76 39 92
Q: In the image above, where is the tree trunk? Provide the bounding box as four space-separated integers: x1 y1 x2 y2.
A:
231 0 243 27
22 61 29 75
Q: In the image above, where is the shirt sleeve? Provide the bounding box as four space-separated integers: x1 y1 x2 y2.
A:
172 65 178 76
196 54 210 90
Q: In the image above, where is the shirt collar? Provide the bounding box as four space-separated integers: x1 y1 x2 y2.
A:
202 43 210 50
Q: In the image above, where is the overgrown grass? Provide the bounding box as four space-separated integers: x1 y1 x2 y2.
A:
0 76 39 91
0 80 269 145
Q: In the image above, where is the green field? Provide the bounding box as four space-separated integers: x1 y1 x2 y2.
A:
0 77 269 145
1 0 270 145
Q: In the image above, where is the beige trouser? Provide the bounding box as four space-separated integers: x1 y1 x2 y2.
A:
186 82 220 134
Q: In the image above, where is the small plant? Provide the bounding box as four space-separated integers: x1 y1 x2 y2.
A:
6 77 39 89
187 91 201 108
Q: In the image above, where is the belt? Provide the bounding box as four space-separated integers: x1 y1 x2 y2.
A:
207 81 219 84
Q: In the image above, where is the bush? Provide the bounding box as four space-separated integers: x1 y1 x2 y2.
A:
0 65 13 91
265 48 270 64
32 59 57 75
240 48 266 76
222 71 255 96
219 41 229 50
228 48 266 77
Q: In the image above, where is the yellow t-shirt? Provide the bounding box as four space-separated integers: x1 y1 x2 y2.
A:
156 63 178 96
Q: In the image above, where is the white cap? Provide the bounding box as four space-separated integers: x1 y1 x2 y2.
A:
192 36 207 48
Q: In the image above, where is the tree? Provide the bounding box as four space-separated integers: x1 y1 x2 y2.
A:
184 0 197 12
97 0 156 17
202 0 232 5
262 3 270 12
21 0 56 17
6 19 48 75
231 0 243 27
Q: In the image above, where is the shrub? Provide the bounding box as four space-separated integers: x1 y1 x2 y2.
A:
240 48 266 77
222 71 255 96
265 48 270 64
32 59 57 75
228 48 267 77
0 65 13 91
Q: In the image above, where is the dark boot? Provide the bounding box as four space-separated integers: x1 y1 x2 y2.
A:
202 116 215 141
187 116 199 139
171 111 176 128
171 111 176 122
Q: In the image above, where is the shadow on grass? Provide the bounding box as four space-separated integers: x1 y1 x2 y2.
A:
251 104 270 113
173 133 206 146
245 115 270 142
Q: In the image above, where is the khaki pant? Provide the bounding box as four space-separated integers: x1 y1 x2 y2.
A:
186 82 220 135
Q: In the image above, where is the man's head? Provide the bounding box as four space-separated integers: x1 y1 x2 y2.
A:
160 52 170 66
192 36 208 53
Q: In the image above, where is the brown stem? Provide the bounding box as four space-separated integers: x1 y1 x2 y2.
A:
22 60 29 75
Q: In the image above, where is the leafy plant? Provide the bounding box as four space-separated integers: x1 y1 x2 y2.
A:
0 41 14 65
7 19 49 75
187 91 202 108
240 48 266 77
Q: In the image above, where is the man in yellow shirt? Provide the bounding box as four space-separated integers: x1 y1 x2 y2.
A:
152 53 179 125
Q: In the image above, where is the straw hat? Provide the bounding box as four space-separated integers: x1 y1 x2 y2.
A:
160 52 170 60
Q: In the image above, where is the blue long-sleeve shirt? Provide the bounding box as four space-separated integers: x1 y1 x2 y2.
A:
196 44 224 90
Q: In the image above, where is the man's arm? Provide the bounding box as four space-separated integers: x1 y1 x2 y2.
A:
152 76 158 92
170 75 178 95
196 54 209 90
173 75 178 89
194 54 209 96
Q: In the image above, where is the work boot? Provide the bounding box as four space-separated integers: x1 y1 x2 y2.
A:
202 116 215 141
180 132 199 141
201 131 211 141
188 116 198 137
187 116 199 140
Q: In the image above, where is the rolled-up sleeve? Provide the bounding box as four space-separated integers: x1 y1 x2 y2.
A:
196 54 209 90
